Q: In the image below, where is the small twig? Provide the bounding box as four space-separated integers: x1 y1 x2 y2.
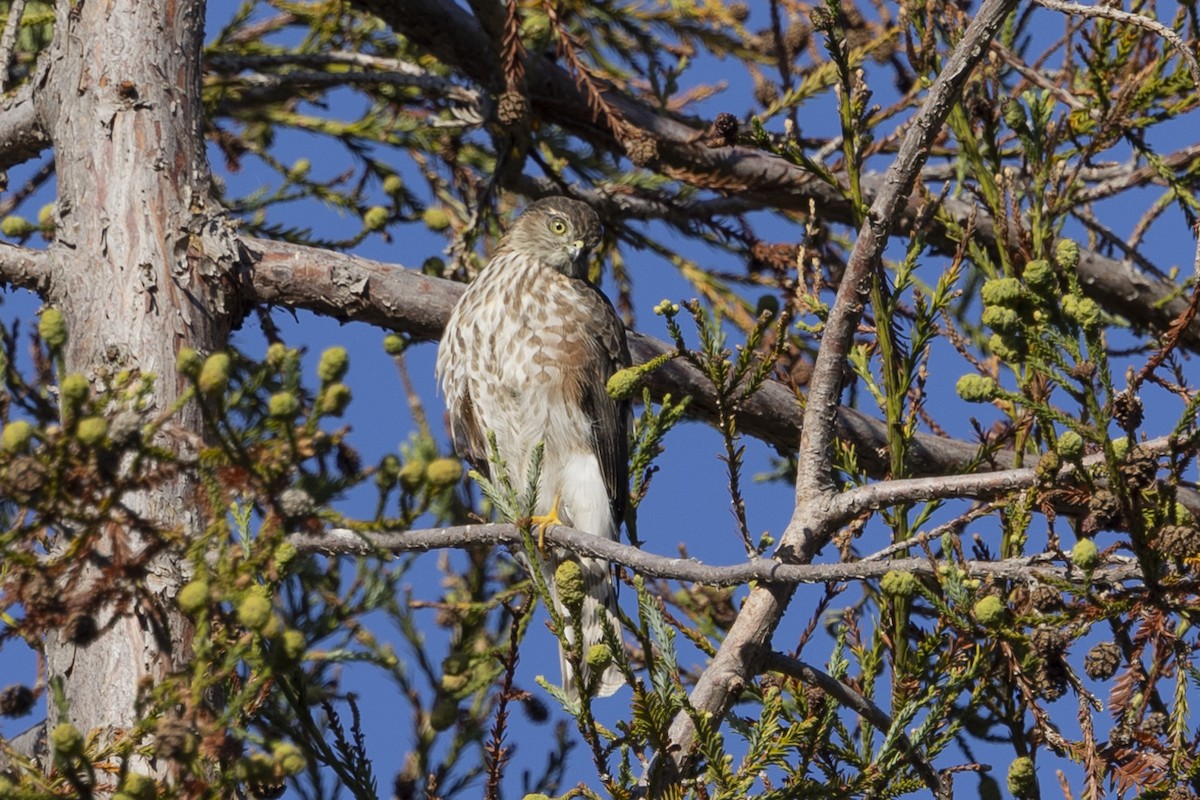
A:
483 600 526 800
988 39 1085 110
1131 222 1200 392
765 652 943 795
1032 0 1200 92
1073 144 1200 203
390 348 433 441
862 503 995 562
0 0 27 92
0 157 54 218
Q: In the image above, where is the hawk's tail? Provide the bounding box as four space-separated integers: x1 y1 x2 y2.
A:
556 555 625 701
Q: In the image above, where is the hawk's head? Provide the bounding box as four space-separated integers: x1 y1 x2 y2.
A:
507 196 602 279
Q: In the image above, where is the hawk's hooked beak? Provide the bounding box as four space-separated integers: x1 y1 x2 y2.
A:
567 239 588 265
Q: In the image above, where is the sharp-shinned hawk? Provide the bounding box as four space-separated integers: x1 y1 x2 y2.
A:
435 196 630 699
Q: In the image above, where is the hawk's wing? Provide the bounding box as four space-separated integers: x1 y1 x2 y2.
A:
435 290 492 474
573 281 632 526
448 386 490 474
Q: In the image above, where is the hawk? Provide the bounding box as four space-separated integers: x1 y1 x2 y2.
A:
435 196 630 699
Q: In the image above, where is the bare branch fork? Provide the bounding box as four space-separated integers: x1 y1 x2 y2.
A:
651 0 1021 789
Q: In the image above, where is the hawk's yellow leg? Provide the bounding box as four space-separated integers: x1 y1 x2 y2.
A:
530 493 564 550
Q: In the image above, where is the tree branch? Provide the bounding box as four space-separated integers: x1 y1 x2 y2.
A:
1032 0 1200 91
655 0 1020 782
208 51 485 105
206 52 486 125
0 80 49 171
353 0 1200 352
832 434 1198 521
239 236 1008 479
241 236 453 341
287 524 1145 587
0 241 52 295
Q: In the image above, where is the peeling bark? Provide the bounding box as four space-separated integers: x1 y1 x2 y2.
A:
30 0 234 776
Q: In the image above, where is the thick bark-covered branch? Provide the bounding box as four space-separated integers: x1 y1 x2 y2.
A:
240 236 999 478
244 236 453 341
0 81 49 171
288 524 1144 587
0 241 52 295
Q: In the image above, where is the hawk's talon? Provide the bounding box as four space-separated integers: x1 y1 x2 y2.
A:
531 494 564 551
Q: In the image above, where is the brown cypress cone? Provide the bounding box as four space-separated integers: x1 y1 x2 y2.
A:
1112 389 1144 430
1086 490 1121 529
1120 446 1157 488
0 685 34 718
1154 524 1200 559
496 90 529 126
1083 641 1121 680
625 135 659 167
1030 584 1063 612
1034 657 1068 700
1141 711 1168 736
1109 725 1133 748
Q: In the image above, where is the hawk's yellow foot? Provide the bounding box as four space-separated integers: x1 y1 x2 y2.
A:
531 494 564 551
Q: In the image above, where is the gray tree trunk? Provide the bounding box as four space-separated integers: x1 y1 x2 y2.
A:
32 0 231 776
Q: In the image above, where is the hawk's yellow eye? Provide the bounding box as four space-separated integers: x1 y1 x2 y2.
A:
550 218 568 235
